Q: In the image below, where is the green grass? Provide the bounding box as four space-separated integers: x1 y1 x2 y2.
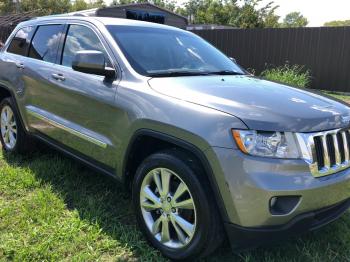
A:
261 64 311 88
1 92 350 261
322 91 350 103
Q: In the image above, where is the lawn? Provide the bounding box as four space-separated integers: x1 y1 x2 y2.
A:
1 93 350 261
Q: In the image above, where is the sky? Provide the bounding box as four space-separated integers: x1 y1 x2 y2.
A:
260 0 350 26
104 0 350 27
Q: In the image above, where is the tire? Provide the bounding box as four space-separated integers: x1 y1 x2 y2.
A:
132 149 224 260
0 97 34 154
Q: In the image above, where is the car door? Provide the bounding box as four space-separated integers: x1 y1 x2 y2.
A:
27 22 120 168
0 26 37 126
20 23 65 129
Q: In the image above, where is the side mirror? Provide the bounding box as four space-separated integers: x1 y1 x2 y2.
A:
229 57 237 63
72 50 115 79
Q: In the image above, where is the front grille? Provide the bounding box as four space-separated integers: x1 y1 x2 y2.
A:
299 129 350 177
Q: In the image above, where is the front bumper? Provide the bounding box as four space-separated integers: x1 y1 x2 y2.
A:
225 198 350 250
205 147 350 227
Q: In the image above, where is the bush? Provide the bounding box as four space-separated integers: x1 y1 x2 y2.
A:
261 64 311 88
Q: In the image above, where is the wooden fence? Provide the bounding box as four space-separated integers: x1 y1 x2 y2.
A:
193 27 350 92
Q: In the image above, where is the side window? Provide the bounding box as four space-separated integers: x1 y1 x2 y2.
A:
29 25 64 63
62 24 112 68
7 26 35 56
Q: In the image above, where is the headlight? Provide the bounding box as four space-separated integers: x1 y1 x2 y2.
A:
232 130 301 159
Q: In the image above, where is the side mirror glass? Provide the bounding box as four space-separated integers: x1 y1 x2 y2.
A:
72 50 115 79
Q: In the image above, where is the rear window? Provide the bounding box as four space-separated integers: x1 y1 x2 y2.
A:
29 24 64 63
7 26 35 56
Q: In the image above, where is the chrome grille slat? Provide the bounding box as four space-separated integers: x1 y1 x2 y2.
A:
297 128 350 178
321 135 330 169
336 132 345 163
332 133 341 166
343 131 350 162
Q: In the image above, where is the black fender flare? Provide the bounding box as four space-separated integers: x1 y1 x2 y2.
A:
0 83 28 133
122 128 229 222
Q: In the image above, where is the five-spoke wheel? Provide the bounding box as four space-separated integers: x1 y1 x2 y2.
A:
140 167 196 248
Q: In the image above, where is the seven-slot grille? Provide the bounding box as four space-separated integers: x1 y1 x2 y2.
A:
311 129 350 176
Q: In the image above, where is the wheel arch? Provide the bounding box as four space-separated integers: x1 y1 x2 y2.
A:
122 129 229 222
0 84 12 101
0 83 28 133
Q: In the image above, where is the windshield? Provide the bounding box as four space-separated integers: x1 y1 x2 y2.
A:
107 25 246 77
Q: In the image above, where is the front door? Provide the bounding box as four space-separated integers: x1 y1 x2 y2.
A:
26 23 120 168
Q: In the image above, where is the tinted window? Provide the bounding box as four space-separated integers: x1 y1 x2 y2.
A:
107 26 245 76
62 25 111 68
29 25 64 63
7 27 35 56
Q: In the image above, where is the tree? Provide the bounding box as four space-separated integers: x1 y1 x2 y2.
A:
177 0 279 28
0 0 106 15
264 9 280 28
17 0 71 15
71 0 105 12
0 0 18 14
282 11 308 28
324 20 350 27
71 0 88 11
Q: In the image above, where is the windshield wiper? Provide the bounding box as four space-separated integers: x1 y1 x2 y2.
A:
148 71 210 77
148 70 246 78
207 70 246 76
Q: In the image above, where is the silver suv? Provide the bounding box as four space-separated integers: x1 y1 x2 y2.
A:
0 16 350 260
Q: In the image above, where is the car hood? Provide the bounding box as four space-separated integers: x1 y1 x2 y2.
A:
148 75 350 132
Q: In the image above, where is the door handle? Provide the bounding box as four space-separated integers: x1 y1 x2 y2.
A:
52 73 65 81
15 62 24 69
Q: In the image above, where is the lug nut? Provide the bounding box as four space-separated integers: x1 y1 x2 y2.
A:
171 208 176 213
167 197 171 202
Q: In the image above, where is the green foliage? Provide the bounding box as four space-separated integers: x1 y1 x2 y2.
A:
0 0 105 15
0 0 15 14
264 9 280 28
236 0 279 28
324 20 350 27
282 11 308 28
70 0 105 12
261 64 311 88
179 0 281 28
71 0 89 11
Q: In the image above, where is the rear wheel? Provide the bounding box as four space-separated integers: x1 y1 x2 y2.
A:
0 97 34 153
133 150 223 260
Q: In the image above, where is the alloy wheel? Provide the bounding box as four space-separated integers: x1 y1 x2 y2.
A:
140 167 197 249
0 105 17 150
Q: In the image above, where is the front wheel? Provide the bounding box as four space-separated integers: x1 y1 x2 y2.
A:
132 150 223 260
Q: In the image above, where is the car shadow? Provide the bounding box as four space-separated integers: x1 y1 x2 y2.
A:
3 144 350 261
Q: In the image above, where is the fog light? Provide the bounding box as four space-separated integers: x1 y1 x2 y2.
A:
269 196 301 216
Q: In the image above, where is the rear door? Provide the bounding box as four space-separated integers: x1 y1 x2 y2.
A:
20 23 66 131
0 26 36 127
27 22 120 168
